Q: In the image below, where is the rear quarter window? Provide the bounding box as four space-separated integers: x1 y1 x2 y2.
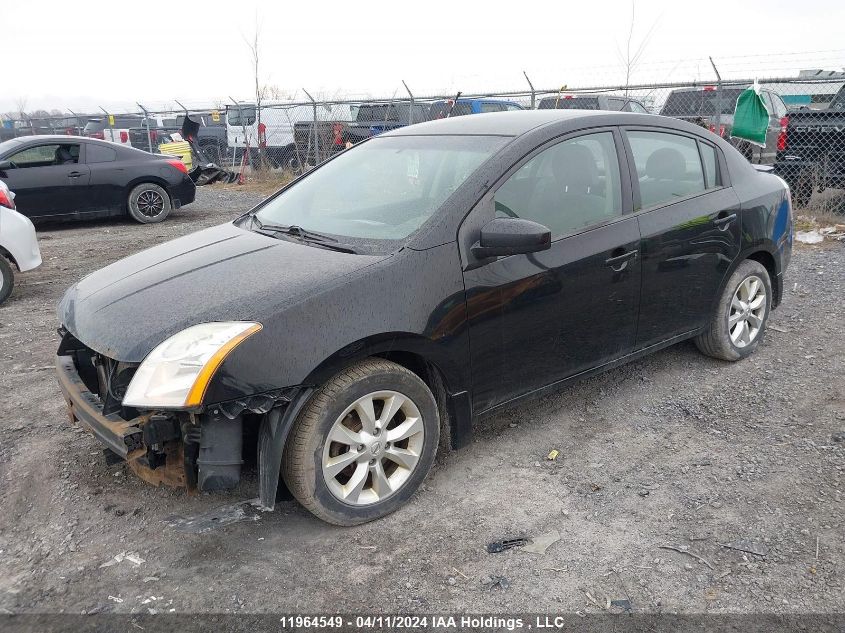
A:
86 144 117 163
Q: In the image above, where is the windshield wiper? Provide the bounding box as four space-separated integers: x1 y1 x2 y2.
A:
251 215 357 253
252 216 338 242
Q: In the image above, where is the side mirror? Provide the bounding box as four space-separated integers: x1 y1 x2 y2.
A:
471 217 551 259
0 160 12 173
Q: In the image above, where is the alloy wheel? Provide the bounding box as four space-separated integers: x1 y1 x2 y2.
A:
321 390 425 506
137 190 165 217
729 275 766 348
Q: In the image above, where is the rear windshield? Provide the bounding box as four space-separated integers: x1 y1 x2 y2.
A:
661 88 745 116
356 105 400 122
83 120 104 133
429 102 473 118
538 97 600 110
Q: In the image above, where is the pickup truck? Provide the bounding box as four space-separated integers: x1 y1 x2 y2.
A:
774 84 845 207
660 85 789 165
429 98 524 118
538 93 648 112
292 102 431 167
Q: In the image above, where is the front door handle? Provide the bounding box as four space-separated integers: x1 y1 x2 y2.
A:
714 213 737 230
604 249 638 271
68 171 83 178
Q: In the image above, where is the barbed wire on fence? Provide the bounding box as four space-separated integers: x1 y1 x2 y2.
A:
2 71 844 215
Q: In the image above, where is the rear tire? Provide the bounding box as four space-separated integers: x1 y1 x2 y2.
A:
695 260 772 361
283 358 439 526
0 257 14 305
127 183 172 224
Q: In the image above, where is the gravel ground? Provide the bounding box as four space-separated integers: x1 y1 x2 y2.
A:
0 186 842 617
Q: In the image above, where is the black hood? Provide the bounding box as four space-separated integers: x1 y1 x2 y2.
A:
58 222 385 362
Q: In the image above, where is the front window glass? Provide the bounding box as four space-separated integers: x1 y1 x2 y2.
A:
228 106 256 126
8 143 79 167
254 135 507 241
494 132 622 238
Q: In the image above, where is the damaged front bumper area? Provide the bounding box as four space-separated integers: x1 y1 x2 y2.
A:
56 353 197 489
55 341 271 495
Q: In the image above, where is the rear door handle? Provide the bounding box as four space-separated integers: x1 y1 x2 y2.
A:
68 171 83 178
714 213 737 229
604 249 638 270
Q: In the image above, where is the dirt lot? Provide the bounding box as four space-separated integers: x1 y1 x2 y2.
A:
0 187 842 617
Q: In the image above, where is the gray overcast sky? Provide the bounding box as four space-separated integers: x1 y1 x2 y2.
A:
3 0 845 113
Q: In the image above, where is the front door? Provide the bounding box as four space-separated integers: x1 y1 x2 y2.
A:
623 128 742 348
462 129 642 413
1 142 90 219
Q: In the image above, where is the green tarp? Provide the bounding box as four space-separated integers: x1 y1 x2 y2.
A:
731 87 769 147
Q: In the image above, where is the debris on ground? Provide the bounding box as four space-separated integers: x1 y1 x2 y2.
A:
482 575 510 590
107 595 123 603
547 449 560 461
163 499 263 534
99 551 145 568
718 540 769 557
609 598 632 612
658 544 715 569
522 530 561 555
487 537 528 553
796 230 824 244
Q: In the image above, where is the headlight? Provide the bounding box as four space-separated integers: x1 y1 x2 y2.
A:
122 321 262 409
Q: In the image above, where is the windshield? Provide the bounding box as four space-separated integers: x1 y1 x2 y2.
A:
538 97 600 110
661 88 745 116
253 135 507 242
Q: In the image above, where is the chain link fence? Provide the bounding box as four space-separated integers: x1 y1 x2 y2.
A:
3 74 844 214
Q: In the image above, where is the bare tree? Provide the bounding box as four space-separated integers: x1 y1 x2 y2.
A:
244 15 270 170
617 1 660 94
14 96 28 120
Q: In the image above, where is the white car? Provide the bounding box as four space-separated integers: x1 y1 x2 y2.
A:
0 180 42 304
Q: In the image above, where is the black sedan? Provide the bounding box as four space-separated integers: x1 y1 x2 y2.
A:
55 110 793 525
0 135 195 224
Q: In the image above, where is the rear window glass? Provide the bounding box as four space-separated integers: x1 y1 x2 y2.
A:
661 89 745 116
538 97 600 110
87 144 117 163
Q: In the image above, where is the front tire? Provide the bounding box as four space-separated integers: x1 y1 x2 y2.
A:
127 183 172 224
695 260 772 361
0 257 14 305
283 358 440 526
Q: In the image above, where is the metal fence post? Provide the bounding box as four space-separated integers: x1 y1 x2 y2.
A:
137 103 153 153
523 71 536 109
402 80 414 125
709 57 722 138
229 96 249 170
303 89 318 165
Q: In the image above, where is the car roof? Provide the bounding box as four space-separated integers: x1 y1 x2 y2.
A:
382 109 636 136
10 134 119 146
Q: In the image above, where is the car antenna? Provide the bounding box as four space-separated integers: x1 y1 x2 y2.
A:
446 92 462 118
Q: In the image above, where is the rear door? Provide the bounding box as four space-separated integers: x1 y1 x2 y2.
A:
1 142 91 219
623 128 742 348
462 128 641 412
